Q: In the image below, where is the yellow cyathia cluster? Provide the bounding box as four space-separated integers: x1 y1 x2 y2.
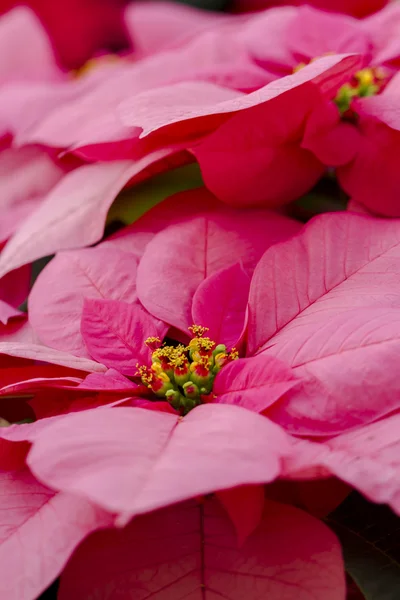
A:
136 325 238 414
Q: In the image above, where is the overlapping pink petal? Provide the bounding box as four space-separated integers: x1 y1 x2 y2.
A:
0 7 62 84
248 211 400 434
285 412 400 515
0 150 175 280
58 497 345 600
0 469 112 600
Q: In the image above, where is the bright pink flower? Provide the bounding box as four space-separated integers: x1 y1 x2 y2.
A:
27 189 300 355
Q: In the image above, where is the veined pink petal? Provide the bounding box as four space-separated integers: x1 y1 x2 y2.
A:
0 342 105 372
25 404 291 515
249 212 400 434
0 151 173 280
29 246 138 357
58 497 345 600
0 469 112 600
214 354 299 413
285 413 400 515
0 146 64 243
0 7 61 84
192 263 250 348
137 198 301 332
81 298 166 375
119 54 361 141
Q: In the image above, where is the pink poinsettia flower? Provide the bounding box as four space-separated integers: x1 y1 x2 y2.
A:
9 52 357 214
24 188 300 359
309 70 400 216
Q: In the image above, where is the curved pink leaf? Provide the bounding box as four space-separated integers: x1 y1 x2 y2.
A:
137 207 301 333
29 246 137 357
125 1 227 56
58 497 345 600
287 6 370 63
0 301 22 325
0 146 64 243
81 298 165 375
285 412 400 515
119 54 360 142
192 83 326 208
79 369 137 392
217 485 265 546
191 263 250 348
0 7 61 84
0 261 31 310
0 469 112 600
0 342 105 372
25 404 291 515
248 212 400 434
214 354 299 413
0 153 171 280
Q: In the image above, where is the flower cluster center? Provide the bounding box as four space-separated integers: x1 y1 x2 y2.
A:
334 67 387 114
137 326 238 414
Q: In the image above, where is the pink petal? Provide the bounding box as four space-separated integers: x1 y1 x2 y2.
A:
248 212 400 434
285 413 400 515
192 83 325 207
192 263 250 348
362 2 400 66
81 298 165 375
79 369 136 391
103 186 219 258
0 146 64 243
0 301 22 325
125 1 226 56
58 497 345 600
217 485 265 546
0 342 105 372
118 54 360 142
242 7 298 76
337 115 400 216
0 7 61 84
137 200 301 332
29 246 137 357
0 253 31 310
214 354 299 412
0 152 172 279
287 6 371 63
0 469 112 600
26 404 291 515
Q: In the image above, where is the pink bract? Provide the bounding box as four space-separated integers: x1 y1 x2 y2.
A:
57 497 345 600
232 0 388 18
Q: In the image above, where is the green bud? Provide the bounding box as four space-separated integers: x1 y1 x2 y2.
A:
165 389 183 410
183 381 200 399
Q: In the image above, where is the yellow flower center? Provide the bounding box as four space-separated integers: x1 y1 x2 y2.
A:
137 325 238 414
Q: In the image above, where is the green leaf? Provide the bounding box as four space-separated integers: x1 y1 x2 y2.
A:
107 164 204 226
328 494 400 600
